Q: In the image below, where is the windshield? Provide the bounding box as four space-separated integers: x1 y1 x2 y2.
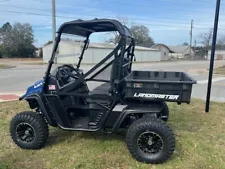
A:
54 33 87 66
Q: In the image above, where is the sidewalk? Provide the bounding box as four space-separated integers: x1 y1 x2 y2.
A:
0 92 24 102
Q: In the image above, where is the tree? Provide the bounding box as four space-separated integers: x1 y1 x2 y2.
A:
197 28 213 57
105 31 120 44
130 25 154 46
0 43 2 58
105 18 127 45
0 22 12 32
0 22 12 57
106 24 154 46
182 42 189 46
198 28 213 50
0 22 36 58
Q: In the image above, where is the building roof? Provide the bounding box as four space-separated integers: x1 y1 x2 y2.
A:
149 43 194 54
84 42 159 51
150 44 171 51
43 39 159 51
168 45 190 54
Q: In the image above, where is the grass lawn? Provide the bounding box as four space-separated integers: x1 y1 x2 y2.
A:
0 64 15 69
0 99 225 169
214 65 225 75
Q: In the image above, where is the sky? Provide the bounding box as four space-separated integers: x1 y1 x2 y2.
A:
0 0 224 47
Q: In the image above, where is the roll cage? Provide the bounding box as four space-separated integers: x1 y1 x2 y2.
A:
43 19 135 95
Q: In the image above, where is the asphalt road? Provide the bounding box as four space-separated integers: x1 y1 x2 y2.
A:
1 60 225 102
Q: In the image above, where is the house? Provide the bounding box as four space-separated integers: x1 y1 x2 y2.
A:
150 44 170 61
150 44 195 60
168 45 194 60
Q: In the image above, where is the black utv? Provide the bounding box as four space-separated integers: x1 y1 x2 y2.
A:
9 19 196 164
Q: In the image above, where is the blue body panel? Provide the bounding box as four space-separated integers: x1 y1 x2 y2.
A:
20 80 44 99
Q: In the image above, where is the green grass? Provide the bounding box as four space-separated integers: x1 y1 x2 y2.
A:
0 99 225 169
214 65 225 75
0 64 15 69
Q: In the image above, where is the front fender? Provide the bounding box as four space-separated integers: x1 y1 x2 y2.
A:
22 93 57 127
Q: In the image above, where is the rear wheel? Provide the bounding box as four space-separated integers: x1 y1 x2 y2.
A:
10 111 49 149
126 117 175 164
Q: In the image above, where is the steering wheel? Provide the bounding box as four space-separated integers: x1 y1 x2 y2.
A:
57 64 81 83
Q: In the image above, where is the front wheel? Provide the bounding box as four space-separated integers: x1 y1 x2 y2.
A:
10 111 49 149
126 117 175 164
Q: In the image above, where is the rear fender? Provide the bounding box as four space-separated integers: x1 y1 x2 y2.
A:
22 94 57 127
112 106 163 132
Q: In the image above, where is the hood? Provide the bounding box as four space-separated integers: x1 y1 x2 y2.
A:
19 80 44 100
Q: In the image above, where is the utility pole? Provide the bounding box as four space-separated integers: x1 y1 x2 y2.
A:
205 0 221 112
52 0 56 43
189 19 193 59
194 39 197 59
52 0 56 62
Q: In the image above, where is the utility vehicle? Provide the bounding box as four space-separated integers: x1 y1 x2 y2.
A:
9 19 196 164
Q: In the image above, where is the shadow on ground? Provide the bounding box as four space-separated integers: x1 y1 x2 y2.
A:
46 127 126 148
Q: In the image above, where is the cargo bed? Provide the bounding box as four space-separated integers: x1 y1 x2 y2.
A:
123 70 197 104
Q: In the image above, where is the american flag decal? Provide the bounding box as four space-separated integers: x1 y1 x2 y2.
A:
48 85 56 90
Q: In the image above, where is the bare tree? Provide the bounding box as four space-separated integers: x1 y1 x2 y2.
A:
105 31 120 44
198 28 213 50
105 18 128 44
106 24 154 47
182 42 189 46
198 29 225 50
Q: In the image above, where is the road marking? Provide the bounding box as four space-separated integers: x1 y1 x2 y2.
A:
197 77 225 84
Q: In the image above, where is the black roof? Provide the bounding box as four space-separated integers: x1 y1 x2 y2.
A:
57 18 133 38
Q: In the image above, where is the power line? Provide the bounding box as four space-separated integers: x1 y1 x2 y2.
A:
32 0 50 2
1 3 224 25
63 0 223 9
30 0 225 14
1 4 223 16
32 0 217 6
0 5 224 28
146 0 215 4
0 9 225 30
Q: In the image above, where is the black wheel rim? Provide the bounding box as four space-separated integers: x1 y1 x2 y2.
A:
137 131 163 155
16 123 35 143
